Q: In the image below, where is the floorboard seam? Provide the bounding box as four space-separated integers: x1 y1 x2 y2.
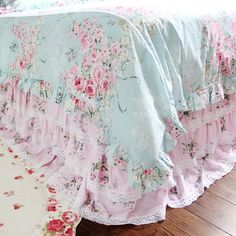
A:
184 207 232 236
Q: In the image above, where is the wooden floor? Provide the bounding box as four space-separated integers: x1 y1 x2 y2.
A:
76 167 236 236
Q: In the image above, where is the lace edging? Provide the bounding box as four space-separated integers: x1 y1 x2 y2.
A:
168 160 236 208
79 206 166 225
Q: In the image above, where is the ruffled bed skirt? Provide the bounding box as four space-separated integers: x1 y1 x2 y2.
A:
0 84 236 225
168 106 236 208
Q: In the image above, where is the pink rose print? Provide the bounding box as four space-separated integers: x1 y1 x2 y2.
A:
100 80 109 93
12 23 39 78
74 76 84 92
7 148 13 153
48 186 56 194
0 153 4 157
231 16 236 37
74 98 84 110
0 223 3 227
90 49 101 63
47 198 57 212
19 59 27 69
85 80 96 97
47 219 65 232
64 226 73 236
13 203 23 210
107 71 115 83
48 197 57 205
68 66 79 76
101 46 110 60
14 175 23 180
111 42 121 55
91 155 109 185
3 191 15 197
113 153 128 171
170 186 178 195
27 169 34 175
61 211 78 225
47 205 57 212
82 56 89 69
94 28 102 39
61 18 127 117
144 169 152 176
92 67 103 83
81 34 90 51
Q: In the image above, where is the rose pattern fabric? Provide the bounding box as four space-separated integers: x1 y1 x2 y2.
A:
3 0 106 12
0 140 81 236
0 1 236 226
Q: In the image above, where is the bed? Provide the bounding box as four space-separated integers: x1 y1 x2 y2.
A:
0 0 236 230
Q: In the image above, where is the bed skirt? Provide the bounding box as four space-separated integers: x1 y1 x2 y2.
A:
0 84 236 225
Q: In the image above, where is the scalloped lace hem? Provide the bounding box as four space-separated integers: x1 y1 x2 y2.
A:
78 161 235 225
79 207 166 225
168 160 235 208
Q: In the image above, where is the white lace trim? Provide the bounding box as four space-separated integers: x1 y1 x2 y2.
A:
182 103 236 133
172 139 232 174
78 159 236 225
79 206 166 225
168 160 236 208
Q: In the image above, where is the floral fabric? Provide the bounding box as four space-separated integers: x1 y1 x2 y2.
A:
0 139 81 236
7 0 105 11
0 0 236 225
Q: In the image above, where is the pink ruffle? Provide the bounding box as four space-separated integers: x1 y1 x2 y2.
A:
0 84 236 225
168 109 236 208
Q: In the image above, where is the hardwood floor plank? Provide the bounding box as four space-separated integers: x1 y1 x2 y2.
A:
207 167 236 205
159 208 229 236
76 219 175 236
77 208 230 236
186 191 236 235
207 181 236 205
228 166 236 176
